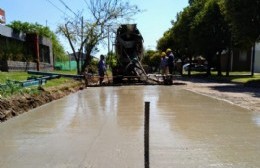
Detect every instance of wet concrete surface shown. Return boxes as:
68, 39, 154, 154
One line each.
0, 86, 260, 168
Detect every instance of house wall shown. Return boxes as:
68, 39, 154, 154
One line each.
254, 43, 260, 73
217, 43, 259, 73
220, 53, 228, 71
39, 36, 53, 65
232, 49, 251, 71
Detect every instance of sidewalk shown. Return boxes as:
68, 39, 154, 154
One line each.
175, 77, 260, 112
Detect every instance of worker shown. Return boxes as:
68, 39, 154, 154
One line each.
160, 52, 168, 76
98, 54, 106, 85
166, 48, 175, 75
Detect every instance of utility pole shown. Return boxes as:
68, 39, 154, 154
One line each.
81, 16, 84, 73
108, 25, 110, 55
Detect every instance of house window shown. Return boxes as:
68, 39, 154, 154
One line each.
239, 50, 247, 62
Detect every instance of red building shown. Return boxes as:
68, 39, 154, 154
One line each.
0, 8, 5, 24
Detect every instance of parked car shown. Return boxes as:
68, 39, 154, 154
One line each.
183, 63, 208, 72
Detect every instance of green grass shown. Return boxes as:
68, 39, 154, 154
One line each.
210, 72, 260, 84
0, 81, 40, 98
53, 70, 78, 75
0, 71, 78, 85
183, 70, 260, 84
44, 77, 77, 87
0, 71, 80, 97
0, 71, 30, 84
230, 76, 260, 83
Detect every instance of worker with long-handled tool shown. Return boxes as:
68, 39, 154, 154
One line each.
98, 54, 107, 85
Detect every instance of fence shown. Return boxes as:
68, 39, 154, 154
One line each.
54, 61, 77, 70
0, 60, 53, 72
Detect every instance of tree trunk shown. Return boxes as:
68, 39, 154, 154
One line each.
82, 52, 92, 74
226, 47, 231, 77
76, 61, 79, 74
206, 54, 212, 76
217, 52, 222, 76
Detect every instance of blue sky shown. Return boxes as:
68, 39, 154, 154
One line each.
0, 0, 188, 56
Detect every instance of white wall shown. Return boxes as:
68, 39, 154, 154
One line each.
254, 43, 260, 73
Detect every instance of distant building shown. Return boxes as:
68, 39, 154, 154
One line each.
0, 8, 5, 24
0, 24, 53, 71
219, 43, 260, 73
231, 48, 251, 71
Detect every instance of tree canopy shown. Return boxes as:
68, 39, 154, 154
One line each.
223, 0, 260, 48
157, 0, 260, 76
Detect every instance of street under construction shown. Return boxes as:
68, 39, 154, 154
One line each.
0, 86, 260, 167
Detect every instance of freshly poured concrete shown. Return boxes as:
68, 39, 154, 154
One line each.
0, 86, 260, 168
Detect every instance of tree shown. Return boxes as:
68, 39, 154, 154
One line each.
58, 0, 141, 74
58, 17, 87, 74
189, 0, 196, 5
223, 0, 260, 76
7, 21, 67, 62
190, 0, 230, 76
223, 0, 260, 48
157, 0, 233, 76
150, 52, 161, 72
158, 2, 204, 76
171, 8, 196, 69
157, 29, 174, 52
106, 51, 117, 69
142, 50, 161, 73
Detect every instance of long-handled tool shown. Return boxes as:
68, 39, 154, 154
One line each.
105, 71, 110, 84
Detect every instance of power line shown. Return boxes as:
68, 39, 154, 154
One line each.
83, 0, 88, 6
45, 0, 68, 16
58, 0, 78, 17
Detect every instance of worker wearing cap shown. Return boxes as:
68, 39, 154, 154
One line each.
98, 54, 107, 85
166, 48, 175, 75
160, 52, 168, 76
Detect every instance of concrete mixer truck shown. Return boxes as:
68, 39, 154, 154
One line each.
112, 24, 147, 84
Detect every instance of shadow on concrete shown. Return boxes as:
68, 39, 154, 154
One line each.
209, 84, 260, 98
177, 76, 260, 98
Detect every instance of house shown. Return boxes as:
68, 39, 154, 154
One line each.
231, 48, 251, 72
220, 42, 260, 73
0, 24, 53, 71
254, 43, 260, 73
0, 8, 5, 24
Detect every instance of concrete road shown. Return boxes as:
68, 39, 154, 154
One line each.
0, 86, 260, 168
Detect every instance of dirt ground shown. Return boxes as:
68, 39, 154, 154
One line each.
175, 78, 260, 112
0, 81, 85, 122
